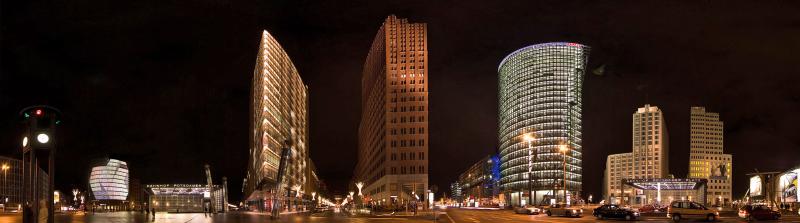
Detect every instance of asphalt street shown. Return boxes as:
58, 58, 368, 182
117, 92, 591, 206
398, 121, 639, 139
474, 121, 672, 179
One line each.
1, 209, 798, 222
438, 208, 800, 223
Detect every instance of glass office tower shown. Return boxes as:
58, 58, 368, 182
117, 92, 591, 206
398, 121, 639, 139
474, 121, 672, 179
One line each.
498, 42, 589, 206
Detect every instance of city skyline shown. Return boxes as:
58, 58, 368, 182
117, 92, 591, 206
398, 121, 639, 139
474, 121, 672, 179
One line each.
2, 0, 799, 206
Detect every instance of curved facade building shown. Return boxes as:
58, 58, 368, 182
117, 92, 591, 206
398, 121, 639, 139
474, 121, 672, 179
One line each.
498, 42, 589, 206
89, 159, 129, 200
244, 30, 320, 212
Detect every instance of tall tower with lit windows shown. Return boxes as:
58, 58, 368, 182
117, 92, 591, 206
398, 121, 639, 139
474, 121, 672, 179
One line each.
354, 15, 429, 205
497, 42, 590, 206
243, 30, 320, 212
688, 107, 731, 205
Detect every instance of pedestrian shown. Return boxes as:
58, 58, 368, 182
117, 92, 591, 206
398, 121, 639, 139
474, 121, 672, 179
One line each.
151, 208, 156, 218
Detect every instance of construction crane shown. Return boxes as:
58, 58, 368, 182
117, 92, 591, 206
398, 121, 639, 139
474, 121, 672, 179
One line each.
205, 164, 215, 213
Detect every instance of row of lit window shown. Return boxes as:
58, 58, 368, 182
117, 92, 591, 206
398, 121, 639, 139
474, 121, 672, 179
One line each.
390, 127, 425, 135
390, 165, 425, 175
390, 106, 426, 112
390, 152, 425, 161
390, 139, 425, 147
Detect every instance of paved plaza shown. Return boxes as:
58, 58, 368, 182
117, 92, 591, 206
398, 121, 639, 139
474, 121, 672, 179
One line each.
2, 208, 800, 222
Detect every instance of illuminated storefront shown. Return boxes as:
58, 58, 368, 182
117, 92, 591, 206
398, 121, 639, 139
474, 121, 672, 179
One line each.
147, 184, 224, 213
498, 42, 590, 206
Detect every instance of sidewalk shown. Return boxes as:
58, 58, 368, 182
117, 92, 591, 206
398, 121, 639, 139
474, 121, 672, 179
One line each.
241, 210, 311, 216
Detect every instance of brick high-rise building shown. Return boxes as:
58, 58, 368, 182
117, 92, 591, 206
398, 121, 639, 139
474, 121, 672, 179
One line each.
688, 107, 731, 205
354, 15, 429, 205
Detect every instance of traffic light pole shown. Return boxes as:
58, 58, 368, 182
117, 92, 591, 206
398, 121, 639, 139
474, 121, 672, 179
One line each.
20, 105, 60, 223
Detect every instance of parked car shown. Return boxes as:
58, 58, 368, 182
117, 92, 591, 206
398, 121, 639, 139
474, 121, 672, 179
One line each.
738, 205, 780, 221
667, 200, 719, 222
594, 204, 639, 220
545, 204, 583, 217
639, 204, 668, 213
514, 205, 541, 215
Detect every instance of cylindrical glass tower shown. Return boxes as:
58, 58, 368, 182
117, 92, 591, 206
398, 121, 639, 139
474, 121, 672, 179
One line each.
498, 42, 589, 206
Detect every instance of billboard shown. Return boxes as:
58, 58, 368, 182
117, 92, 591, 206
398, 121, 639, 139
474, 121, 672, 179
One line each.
709, 161, 730, 180
749, 176, 762, 197
780, 170, 799, 203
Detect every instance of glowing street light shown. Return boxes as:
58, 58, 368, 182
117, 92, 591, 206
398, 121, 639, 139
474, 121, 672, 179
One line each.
37, 133, 50, 144
2, 164, 8, 204
356, 182, 364, 196
559, 144, 569, 205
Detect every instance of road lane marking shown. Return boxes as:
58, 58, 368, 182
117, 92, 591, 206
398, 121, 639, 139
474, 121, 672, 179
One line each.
444, 213, 456, 223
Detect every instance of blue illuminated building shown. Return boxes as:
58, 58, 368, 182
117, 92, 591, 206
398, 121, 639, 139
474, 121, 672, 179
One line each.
456, 154, 502, 207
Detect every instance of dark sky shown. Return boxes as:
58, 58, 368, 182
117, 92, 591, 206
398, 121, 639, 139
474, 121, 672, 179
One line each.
2, 1, 799, 202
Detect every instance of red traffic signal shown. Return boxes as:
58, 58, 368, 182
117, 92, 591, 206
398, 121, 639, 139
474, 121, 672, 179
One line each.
35, 109, 43, 116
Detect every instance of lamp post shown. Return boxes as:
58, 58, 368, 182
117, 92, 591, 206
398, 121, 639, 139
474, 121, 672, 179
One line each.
356, 182, 364, 209
2, 164, 7, 205
522, 133, 535, 206
558, 144, 569, 205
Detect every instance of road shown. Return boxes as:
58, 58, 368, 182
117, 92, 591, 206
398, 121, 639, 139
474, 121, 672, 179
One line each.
0, 211, 438, 223
438, 208, 800, 223
1, 209, 798, 222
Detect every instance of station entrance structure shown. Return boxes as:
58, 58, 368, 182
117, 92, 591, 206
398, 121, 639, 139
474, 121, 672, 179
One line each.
619, 178, 708, 207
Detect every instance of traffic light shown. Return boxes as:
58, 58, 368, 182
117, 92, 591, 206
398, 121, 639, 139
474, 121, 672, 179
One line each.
19, 105, 61, 223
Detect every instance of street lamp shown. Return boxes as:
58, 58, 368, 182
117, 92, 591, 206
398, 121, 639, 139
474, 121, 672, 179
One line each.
1, 164, 7, 205
522, 133, 535, 206
356, 181, 364, 209
356, 182, 364, 197
558, 144, 569, 205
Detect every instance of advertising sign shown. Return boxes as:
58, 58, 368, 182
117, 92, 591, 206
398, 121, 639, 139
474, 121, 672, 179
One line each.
781, 171, 799, 202
709, 161, 729, 180
749, 176, 762, 197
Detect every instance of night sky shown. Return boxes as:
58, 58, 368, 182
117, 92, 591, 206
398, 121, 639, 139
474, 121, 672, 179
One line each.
2, 1, 799, 202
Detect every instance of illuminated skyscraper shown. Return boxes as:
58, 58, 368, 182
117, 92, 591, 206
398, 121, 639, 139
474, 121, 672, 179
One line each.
354, 15, 429, 204
688, 107, 731, 205
632, 104, 669, 178
498, 42, 589, 206
244, 30, 319, 212
604, 104, 670, 203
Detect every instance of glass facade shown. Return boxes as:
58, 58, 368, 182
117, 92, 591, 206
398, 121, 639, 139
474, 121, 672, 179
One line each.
498, 42, 589, 203
89, 159, 129, 201
244, 30, 318, 212
147, 184, 224, 212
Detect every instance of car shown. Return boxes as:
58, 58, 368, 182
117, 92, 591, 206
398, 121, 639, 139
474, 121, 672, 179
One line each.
638, 204, 655, 213
738, 205, 781, 221
639, 204, 667, 213
514, 205, 541, 215
667, 200, 719, 222
545, 204, 583, 217
594, 204, 639, 220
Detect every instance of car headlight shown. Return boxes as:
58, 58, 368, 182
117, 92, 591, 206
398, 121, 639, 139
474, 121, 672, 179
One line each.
572, 209, 577, 213
715, 211, 719, 216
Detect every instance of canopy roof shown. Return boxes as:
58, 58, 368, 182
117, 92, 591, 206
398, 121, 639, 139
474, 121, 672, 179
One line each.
622, 178, 707, 190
